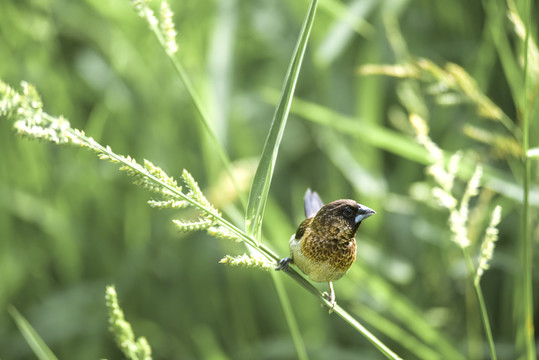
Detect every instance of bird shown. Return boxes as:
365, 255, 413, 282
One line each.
276, 189, 376, 311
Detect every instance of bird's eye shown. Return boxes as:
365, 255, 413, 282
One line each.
342, 207, 354, 218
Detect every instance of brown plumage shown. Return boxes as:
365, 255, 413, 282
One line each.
277, 190, 375, 309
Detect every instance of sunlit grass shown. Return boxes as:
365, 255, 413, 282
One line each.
0, 0, 537, 359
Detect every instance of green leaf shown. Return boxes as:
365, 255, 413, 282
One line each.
8, 306, 59, 360
245, 0, 319, 243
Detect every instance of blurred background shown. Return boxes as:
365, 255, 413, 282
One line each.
0, 0, 537, 359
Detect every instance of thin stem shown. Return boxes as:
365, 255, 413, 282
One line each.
521, 0, 535, 358
473, 279, 497, 360
278, 265, 402, 360
333, 305, 403, 360
271, 272, 309, 360
463, 250, 497, 360
146, 10, 247, 209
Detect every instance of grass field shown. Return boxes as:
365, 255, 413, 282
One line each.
1, 0, 537, 359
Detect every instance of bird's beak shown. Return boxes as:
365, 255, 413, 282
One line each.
355, 205, 376, 224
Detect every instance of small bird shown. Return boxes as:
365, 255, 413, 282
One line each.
276, 189, 376, 310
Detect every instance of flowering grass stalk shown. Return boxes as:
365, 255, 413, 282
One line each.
131, 0, 246, 207
106, 286, 152, 360
410, 113, 500, 360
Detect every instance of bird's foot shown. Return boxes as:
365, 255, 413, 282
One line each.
323, 282, 336, 314
276, 257, 292, 272
322, 292, 336, 313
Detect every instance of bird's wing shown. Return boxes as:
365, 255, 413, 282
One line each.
304, 189, 324, 218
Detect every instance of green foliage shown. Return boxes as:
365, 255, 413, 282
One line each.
1, 0, 537, 359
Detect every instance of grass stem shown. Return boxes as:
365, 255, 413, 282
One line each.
520, 0, 535, 358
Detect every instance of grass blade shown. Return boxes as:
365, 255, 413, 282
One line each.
519, 0, 536, 357
8, 306, 59, 360
270, 271, 308, 360
262, 90, 539, 205
245, 0, 319, 243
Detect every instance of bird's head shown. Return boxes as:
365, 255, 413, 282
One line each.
310, 199, 375, 238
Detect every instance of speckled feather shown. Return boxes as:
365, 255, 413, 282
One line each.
275, 190, 375, 308
290, 199, 362, 282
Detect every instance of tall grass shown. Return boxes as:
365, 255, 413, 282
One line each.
0, 0, 537, 359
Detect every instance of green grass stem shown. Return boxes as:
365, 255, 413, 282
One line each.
350, 270, 466, 360
8, 306, 59, 360
137, 0, 247, 209
245, 0, 319, 244
280, 263, 402, 360
520, 0, 536, 358
463, 250, 497, 360
270, 271, 309, 360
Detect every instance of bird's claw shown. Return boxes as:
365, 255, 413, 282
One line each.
323, 282, 336, 313
276, 257, 292, 272
322, 292, 336, 313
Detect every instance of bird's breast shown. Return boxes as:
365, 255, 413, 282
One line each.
290, 229, 357, 282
